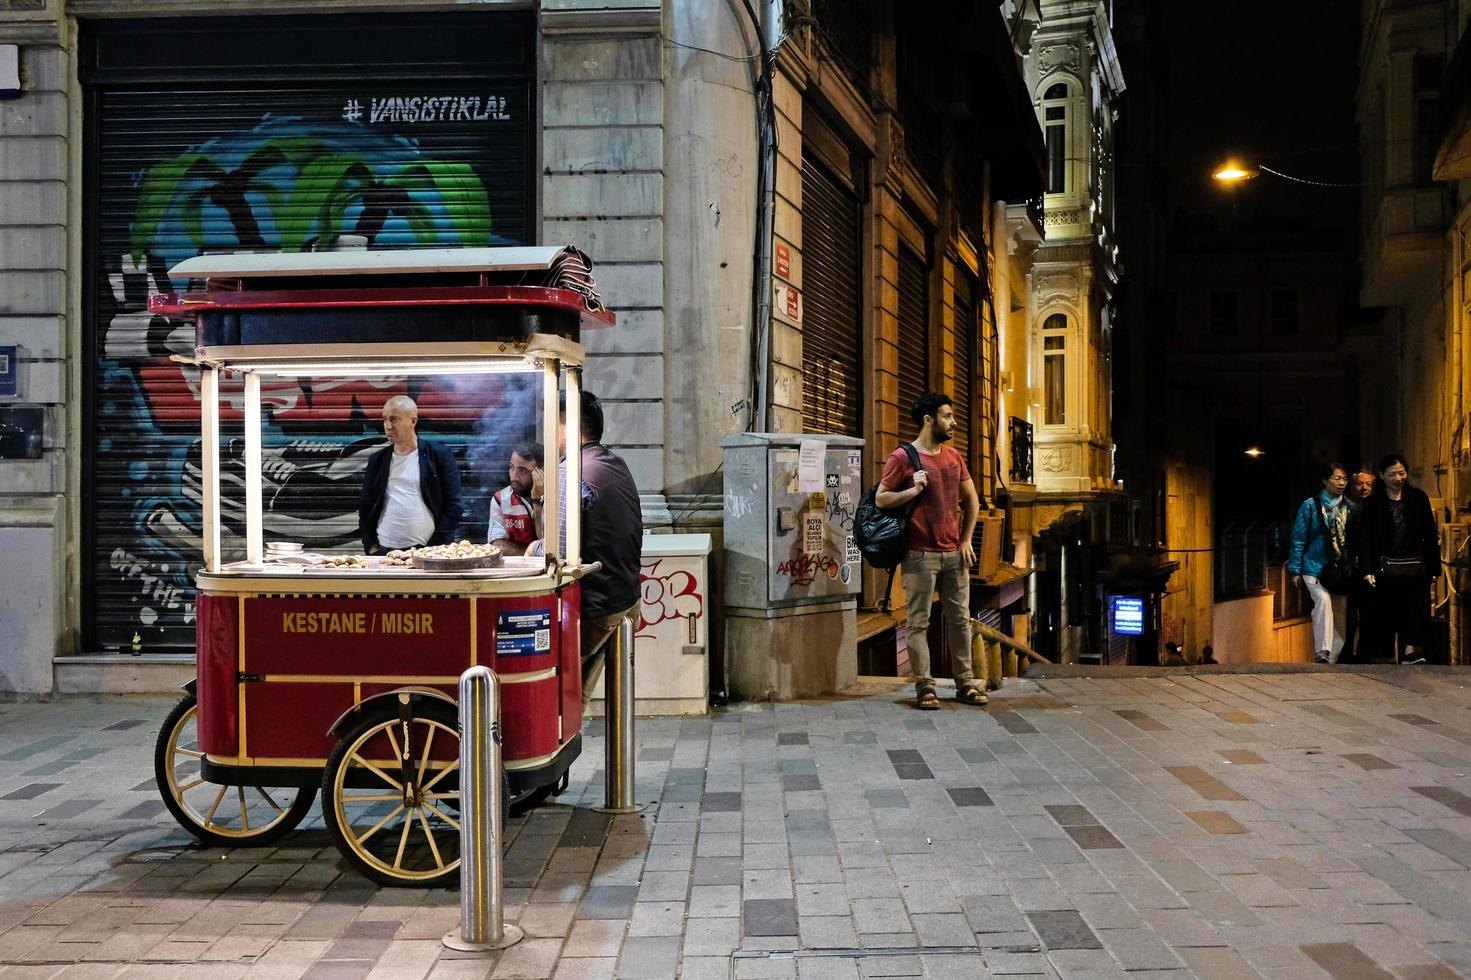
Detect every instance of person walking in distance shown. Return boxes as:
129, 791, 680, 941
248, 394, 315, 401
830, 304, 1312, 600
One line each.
876, 392, 986, 709
1287, 461, 1353, 664
1340, 467, 1376, 662
1358, 453, 1438, 664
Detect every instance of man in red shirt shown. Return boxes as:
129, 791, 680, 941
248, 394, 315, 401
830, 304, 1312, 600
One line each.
876, 392, 984, 709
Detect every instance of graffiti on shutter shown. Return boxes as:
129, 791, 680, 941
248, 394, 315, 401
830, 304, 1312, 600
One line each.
84, 17, 535, 651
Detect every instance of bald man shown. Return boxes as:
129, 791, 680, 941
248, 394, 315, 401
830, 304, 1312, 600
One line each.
358, 395, 463, 554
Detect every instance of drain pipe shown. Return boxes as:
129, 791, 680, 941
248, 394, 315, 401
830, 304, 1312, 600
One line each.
749, 0, 779, 430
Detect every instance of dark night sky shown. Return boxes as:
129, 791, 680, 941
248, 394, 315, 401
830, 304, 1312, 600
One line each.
1161, 4, 1362, 235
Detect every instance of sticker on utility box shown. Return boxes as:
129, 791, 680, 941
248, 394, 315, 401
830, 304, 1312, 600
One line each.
804, 514, 825, 555
846, 535, 861, 565
497, 609, 552, 656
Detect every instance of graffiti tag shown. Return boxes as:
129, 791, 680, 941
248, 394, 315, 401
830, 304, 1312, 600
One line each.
826, 494, 855, 533
775, 553, 841, 588
110, 547, 196, 627
638, 560, 703, 639
725, 491, 756, 520
345, 95, 513, 125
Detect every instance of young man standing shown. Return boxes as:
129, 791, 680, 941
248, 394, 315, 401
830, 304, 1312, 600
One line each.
876, 392, 985, 709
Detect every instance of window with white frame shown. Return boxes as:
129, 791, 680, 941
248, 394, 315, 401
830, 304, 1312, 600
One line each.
1269, 289, 1299, 335
1042, 312, 1067, 425
1043, 82, 1069, 194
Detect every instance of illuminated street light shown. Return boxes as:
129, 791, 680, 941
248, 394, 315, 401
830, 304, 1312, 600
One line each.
1244, 446, 1265, 458
1212, 161, 1260, 182
1211, 159, 1361, 188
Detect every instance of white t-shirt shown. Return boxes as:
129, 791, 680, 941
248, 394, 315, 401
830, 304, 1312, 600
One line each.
376, 449, 436, 549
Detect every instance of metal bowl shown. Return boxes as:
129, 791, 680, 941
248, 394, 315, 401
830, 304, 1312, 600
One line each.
410, 552, 504, 571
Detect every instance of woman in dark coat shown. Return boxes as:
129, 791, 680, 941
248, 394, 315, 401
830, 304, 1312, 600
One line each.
1358, 453, 1439, 663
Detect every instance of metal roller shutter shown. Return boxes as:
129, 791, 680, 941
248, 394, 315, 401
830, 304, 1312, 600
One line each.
896, 246, 930, 428
978, 282, 998, 498
81, 14, 536, 652
800, 155, 863, 437
951, 275, 974, 464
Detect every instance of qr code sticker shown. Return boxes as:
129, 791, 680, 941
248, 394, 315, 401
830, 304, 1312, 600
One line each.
535, 628, 551, 651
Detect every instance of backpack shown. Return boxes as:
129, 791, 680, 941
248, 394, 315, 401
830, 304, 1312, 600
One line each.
854, 444, 923, 571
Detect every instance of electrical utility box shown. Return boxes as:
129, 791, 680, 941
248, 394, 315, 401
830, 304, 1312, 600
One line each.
720, 432, 863, 699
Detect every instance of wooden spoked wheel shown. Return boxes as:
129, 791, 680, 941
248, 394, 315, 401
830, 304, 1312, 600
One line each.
321, 697, 462, 887
154, 692, 316, 847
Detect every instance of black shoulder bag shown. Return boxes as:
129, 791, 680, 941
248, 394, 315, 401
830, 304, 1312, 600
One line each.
854, 444, 923, 612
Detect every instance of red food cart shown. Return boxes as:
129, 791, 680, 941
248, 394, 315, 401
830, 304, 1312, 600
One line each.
148, 246, 611, 886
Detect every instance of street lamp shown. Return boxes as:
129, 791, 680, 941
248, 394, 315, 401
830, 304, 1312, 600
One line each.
1211, 155, 1359, 460
1212, 160, 1260, 182
1211, 159, 1361, 187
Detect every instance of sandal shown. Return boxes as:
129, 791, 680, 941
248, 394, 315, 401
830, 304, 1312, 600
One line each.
916, 689, 941, 711
956, 686, 989, 706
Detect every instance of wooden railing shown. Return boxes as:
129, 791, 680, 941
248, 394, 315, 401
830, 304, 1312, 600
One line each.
971, 618, 1051, 689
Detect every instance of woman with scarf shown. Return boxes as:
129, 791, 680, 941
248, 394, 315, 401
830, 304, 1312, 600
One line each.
1357, 453, 1438, 663
1287, 461, 1354, 664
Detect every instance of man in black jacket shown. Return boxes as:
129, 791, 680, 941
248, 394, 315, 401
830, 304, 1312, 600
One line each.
358, 395, 463, 554
530, 390, 644, 700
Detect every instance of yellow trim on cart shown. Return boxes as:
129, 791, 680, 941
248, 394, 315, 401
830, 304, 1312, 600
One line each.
250, 668, 556, 685
197, 572, 560, 597
504, 750, 559, 770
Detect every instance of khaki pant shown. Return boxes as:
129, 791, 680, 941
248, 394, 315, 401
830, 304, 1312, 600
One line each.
581, 604, 639, 704
900, 549, 975, 694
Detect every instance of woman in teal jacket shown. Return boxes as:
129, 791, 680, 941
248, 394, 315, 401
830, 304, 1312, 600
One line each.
1287, 461, 1352, 663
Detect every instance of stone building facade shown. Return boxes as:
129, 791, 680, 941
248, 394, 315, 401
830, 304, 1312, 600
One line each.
0, 0, 1054, 694
995, 0, 1129, 665
1372, 0, 1471, 663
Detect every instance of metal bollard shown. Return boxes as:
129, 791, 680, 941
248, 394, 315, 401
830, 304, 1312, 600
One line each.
601, 614, 639, 813
443, 666, 523, 953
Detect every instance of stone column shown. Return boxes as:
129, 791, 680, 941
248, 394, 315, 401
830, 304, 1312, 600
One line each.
541, 0, 667, 519
0, 16, 70, 693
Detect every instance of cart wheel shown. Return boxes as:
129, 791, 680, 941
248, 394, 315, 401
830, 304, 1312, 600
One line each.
322, 697, 464, 888
154, 692, 316, 847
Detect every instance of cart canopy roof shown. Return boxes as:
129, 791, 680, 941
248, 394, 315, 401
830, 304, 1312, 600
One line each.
153, 245, 613, 342
168, 245, 584, 280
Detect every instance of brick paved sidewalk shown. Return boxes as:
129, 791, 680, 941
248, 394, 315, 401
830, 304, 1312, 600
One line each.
3, 669, 1471, 978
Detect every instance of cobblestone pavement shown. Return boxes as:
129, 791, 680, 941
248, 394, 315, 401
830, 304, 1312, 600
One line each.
3, 669, 1471, 978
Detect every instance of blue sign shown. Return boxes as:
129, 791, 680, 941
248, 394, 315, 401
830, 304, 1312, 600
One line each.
0, 346, 16, 398
1112, 596, 1145, 636
496, 608, 552, 657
